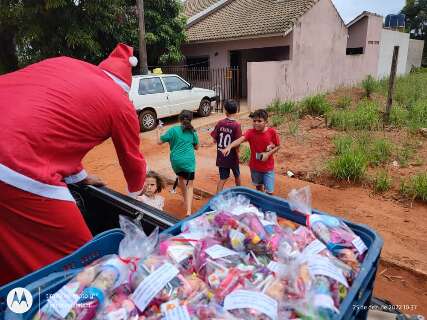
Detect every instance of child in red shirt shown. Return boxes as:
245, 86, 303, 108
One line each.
222, 109, 280, 194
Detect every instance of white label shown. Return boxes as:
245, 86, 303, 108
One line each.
107, 308, 127, 320
132, 263, 179, 311
267, 261, 287, 274
352, 236, 368, 254
181, 232, 205, 241
164, 306, 191, 320
260, 219, 276, 227
308, 256, 349, 287
302, 239, 327, 256
167, 245, 194, 264
205, 244, 238, 259
48, 284, 80, 318
224, 290, 278, 320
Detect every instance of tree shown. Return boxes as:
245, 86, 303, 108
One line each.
0, 0, 187, 74
402, 0, 427, 65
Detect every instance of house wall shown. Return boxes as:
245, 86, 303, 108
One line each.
247, 0, 383, 109
347, 17, 369, 49
181, 35, 292, 68
377, 29, 409, 79
406, 39, 425, 73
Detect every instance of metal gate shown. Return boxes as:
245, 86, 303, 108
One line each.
160, 66, 240, 112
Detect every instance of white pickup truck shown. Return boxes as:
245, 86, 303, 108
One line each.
129, 74, 218, 131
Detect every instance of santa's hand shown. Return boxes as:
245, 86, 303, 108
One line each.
80, 174, 105, 187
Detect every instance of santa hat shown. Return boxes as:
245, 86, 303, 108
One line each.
99, 43, 138, 91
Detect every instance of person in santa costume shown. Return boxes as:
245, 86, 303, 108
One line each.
0, 43, 147, 285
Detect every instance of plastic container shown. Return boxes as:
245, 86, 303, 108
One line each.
162, 187, 384, 320
0, 229, 124, 318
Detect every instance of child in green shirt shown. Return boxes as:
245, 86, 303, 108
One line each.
158, 110, 199, 216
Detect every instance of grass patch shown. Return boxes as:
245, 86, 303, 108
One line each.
271, 114, 285, 127
288, 121, 299, 137
361, 75, 378, 98
389, 104, 409, 128
370, 138, 393, 166
328, 148, 368, 181
300, 94, 331, 116
395, 144, 415, 168
400, 173, 427, 202
333, 135, 353, 155
336, 96, 352, 109
239, 145, 251, 164
408, 101, 427, 132
328, 100, 381, 131
373, 170, 392, 193
267, 100, 297, 115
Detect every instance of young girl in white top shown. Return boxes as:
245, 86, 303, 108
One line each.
137, 171, 165, 210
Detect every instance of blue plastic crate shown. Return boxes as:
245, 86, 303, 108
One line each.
0, 229, 124, 319
162, 187, 384, 320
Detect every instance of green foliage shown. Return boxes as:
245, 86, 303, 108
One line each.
271, 114, 285, 127
361, 75, 378, 98
373, 170, 392, 193
239, 145, 251, 164
390, 105, 410, 127
0, 0, 187, 72
288, 121, 299, 137
408, 100, 427, 132
267, 100, 297, 115
370, 139, 393, 166
333, 135, 353, 155
328, 100, 381, 131
328, 148, 368, 182
400, 172, 427, 202
396, 144, 415, 167
301, 95, 331, 116
336, 96, 352, 109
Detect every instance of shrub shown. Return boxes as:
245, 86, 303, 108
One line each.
288, 121, 299, 136
278, 101, 297, 115
239, 145, 251, 164
373, 171, 392, 193
400, 173, 427, 202
328, 148, 368, 181
267, 99, 281, 113
301, 94, 331, 116
336, 96, 352, 109
396, 144, 415, 168
361, 75, 378, 98
408, 101, 427, 132
271, 114, 285, 127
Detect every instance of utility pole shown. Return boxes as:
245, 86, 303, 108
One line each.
384, 46, 399, 124
136, 0, 148, 75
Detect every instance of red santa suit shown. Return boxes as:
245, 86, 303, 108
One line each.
0, 44, 146, 285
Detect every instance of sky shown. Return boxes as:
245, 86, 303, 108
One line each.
331, 0, 406, 24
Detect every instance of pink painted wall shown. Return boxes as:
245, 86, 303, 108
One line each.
247, 0, 383, 109
347, 17, 368, 48
182, 35, 292, 68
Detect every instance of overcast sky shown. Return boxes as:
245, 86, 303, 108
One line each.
331, 0, 406, 23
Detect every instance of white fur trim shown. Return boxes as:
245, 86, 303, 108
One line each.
102, 70, 130, 93
64, 169, 88, 184
129, 56, 138, 67
128, 188, 143, 199
0, 164, 75, 201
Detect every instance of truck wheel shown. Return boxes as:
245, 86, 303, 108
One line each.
139, 110, 157, 132
198, 98, 212, 117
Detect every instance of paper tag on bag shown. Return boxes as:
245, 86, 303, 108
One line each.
267, 261, 287, 274
308, 256, 349, 287
164, 306, 191, 320
205, 244, 239, 259
224, 290, 278, 320
302, 239, 327, 256
48, 284, 80, 318
167, 245, 194, 264
107, 308, 127, 320
132, 263, 179, 311
352, 236, 368, 254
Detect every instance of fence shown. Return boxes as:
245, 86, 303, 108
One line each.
160, 66, 240, 112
